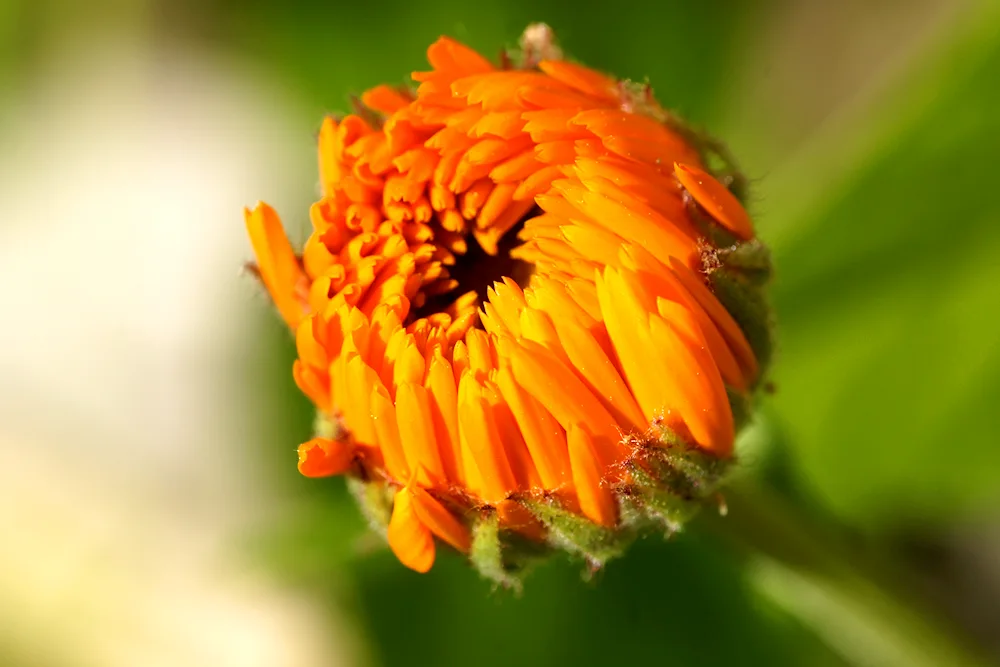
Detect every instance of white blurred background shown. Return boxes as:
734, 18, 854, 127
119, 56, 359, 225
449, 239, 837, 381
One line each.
0, 24, 357, 666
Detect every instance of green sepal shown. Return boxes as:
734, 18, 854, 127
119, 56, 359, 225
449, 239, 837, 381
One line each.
697, 220, 743, 250
619, 429, 733, 535
313, 411, 344, 440
719, 239, 773, 286
470, 512, 515, 589
727, 387, 753, 434
519, 497, 633, 572
469, 512, 550, 591
709, 268, 774, 374
346, 477, 394, 539
647, 426, 731, 494
631, 485, 698, 535
650, 448, 726, 500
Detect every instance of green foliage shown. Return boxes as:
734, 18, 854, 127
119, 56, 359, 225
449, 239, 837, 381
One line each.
711, 268, 776, 373
760, 3, 1000, 526
221, 0, 753, 124
347, 533, 838, 667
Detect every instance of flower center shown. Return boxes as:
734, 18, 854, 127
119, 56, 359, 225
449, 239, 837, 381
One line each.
411, 212, 536, 327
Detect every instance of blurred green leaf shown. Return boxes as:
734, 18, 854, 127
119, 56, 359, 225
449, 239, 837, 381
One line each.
760, 2, 1000, 526
343, 533, 842, 667
223, 0, 756, 124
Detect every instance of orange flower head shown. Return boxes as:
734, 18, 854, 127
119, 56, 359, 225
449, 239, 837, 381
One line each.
245, 25, 773, 582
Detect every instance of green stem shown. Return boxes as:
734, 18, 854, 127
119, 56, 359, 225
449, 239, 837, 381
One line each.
703, 481, 992, 667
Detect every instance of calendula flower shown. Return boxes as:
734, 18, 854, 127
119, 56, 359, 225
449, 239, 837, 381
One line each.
245, 25, 772, 581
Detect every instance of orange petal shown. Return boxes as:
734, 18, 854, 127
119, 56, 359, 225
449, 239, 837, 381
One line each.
361, 84, 412, 114
392, 336, 426, 386
409, 486, 471, 552
342, 354, 378, 445
522, 108, 587, 143
395, 383, 446, 485
470, 110, 525, 139
538, 60, 618, 103
494, 364, 571, 490
425, 37, 495, 76
668, 257, 758, 381
551, 179, 697, 265
503, 338, 621, 468
517, 307, 572, 369
424, 350, 463, 483
457, 373, 517, 503
483, 379, 542, 488
459, 179, 494, 218
489, 148, 540, 182
297, 437, 354, 478
244, 202, 307, 328
548, 315, 646, 433
295, 315, 328, 370
388, 488, 435, 573
487, 278, 527, 337
567, 425, 617, 527
619, 243, 746, 391
293, 359, 330, 412
647, 310, 734, 455
302, 233, 336, 279
477, 182, 518, 229
594, 268, 668, 422
317, 116, 341, 195
674, 163, 753, 240
513, 164, 564, 200
465, 328, 496, 378
370, 383, 411, 482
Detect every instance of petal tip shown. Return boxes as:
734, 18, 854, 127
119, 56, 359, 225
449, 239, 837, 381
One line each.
297, 437, 354, 478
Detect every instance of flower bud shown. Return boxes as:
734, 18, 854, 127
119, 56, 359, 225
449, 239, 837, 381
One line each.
244, 24, 773, 585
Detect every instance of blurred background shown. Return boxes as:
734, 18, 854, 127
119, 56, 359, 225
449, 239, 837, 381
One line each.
2, 0, 999, 665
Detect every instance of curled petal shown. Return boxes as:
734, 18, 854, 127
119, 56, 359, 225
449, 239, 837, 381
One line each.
297, 437, 354, 478
674, 162, 753, 240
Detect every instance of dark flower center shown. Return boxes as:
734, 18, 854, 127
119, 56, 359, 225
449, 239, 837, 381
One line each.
411, 212, 535, 325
